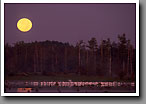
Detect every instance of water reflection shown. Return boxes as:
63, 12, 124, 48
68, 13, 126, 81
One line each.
29, 81, 135, 87
17, 88, 32, 93
5, 81, 135, 88
5, 81, 135, 93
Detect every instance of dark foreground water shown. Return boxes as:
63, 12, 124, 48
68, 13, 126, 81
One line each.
5, 81, 135, 93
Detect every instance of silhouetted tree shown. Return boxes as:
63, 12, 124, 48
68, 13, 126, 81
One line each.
87, 37, 98, 75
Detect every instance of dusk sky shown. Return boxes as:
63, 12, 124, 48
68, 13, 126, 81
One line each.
5, 3, 136, 47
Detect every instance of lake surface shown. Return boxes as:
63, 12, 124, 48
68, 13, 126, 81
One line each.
5, 81, 135, 93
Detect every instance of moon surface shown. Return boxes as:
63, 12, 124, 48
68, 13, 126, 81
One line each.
17, 18, 32, 32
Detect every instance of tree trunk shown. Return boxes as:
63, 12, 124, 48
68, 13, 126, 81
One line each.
101, 44, 103, 63
40, 47, 43, 73
51, 46, 54, 72
55, 54, 58, 72
123, 60, 125, 73
25, 46, 27, 72
36, 46, 39, 72
100, 43, 103, 74
94, 51, 96, 75
64, 47, 67, 73
127, 47, 130, 76
86, 50, 88, 75
109, 47, 112, 76
130, 47, 133, 76
34, 46, 36, 73
14, 48, 18, 73
78, 46, 81, 75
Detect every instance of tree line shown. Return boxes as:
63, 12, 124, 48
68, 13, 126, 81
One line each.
5, 34, 136, 79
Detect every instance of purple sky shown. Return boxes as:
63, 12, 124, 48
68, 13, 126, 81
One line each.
5, 3, 136, 47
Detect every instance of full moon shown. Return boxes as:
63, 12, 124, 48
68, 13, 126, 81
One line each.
17, 18, 32, 32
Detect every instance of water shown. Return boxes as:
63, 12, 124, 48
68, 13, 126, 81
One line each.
5, 81, 135, 93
